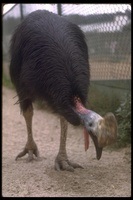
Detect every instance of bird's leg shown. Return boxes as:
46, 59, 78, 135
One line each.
16, 105, 39, 161
55, 116, 83, 172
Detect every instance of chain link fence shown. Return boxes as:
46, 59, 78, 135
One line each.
2, 4, 131, 86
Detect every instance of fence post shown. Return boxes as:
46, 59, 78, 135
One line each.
57, 4, 62, 16
20, 4, 24, 21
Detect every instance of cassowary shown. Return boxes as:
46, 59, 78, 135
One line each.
9, 10, 117, 172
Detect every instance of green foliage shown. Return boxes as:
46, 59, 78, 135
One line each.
115, 93, 131, 148
88, 84, 120, 116
2, 73, 14, 89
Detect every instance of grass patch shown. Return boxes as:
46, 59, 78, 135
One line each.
2, 72, 14, 89
2, 62, 14, 89
114, 93, 131, 148
88, 84, 120, 116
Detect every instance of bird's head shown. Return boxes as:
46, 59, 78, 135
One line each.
74, 97, 118, 160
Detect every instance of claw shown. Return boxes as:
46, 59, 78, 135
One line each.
68, 161, 83, 169
55, 159, 74, 172
15, 144, 39, 161
34, 147, 40, 158
15, 148, 27, 161
55, 155, 83, 172
27, 150, 34, 162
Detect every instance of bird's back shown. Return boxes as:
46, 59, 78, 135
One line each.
10, 10, 90, 125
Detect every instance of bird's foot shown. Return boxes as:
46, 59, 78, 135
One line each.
15, 140, 39, 162
55, 153, 83, 172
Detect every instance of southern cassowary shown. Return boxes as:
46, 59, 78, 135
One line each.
9, 10, 117, 172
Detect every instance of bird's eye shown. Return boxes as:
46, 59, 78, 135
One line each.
89, 122, 93, 127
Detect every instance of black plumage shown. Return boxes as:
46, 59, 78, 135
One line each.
10, 10, 90, 126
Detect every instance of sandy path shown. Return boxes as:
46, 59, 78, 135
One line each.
2, 86, 131, 197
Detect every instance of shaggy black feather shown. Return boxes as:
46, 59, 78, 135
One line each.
9, 10, 90, 126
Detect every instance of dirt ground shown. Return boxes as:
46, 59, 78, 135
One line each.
2, 86, 131, 197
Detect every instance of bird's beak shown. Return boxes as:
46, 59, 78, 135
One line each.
78, 111, 118, 160
84, 127, 103, 160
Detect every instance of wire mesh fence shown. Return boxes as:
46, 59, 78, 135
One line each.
2, 4, 131, 82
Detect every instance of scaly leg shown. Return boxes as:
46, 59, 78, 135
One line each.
55, 116, 83, 172
16, 104, 39, 161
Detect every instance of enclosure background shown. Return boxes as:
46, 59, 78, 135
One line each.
2, 4, 131, 98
